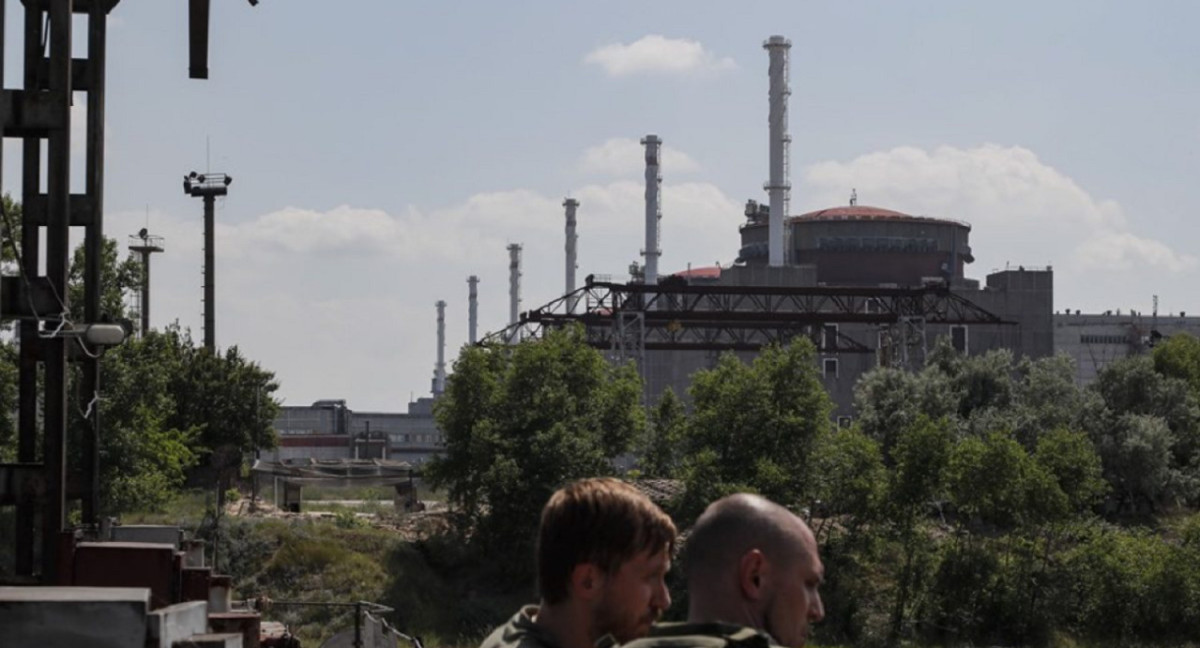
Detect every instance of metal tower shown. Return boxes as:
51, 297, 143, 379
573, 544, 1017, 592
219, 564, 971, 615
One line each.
128, 228, 165, 337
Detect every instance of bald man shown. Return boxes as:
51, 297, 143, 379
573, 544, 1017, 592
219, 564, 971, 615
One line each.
625, 494, 825, 648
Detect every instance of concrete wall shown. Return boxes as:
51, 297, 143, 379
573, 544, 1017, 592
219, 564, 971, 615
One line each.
0, 587, 150, 648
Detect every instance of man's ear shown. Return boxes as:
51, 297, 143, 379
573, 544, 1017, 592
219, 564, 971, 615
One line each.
570, 563, 606, 602
738, 549, 768, 601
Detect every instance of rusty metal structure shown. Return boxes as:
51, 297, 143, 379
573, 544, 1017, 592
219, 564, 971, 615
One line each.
481, 277, 1012, 362
0, 0, 122, 582
0, 0, 230, 583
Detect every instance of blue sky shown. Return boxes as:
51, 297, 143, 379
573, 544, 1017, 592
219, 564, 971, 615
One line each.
6, 1, 1197, 410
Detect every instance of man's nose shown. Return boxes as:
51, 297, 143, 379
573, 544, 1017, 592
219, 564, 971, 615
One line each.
655, 581, 672, 611
810, 593, 825, 622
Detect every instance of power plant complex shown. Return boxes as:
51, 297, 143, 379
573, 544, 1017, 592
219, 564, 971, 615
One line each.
270, 34, 1200, 462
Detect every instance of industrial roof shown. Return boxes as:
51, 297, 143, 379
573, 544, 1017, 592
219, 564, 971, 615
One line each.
671, 266, 722, 280
791, 205, 971, 229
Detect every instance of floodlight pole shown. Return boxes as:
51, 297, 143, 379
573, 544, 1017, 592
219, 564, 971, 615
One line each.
183, 172, 231, 353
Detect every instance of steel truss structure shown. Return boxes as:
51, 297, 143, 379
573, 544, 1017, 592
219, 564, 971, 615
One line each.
482, 279, 1013, 361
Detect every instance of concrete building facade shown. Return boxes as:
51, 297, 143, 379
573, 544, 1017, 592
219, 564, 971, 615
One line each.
263, 397, 443, 465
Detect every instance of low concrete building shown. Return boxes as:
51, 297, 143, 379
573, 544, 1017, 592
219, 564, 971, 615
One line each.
266, 397, 443, 465
1054, 310, 1200, 384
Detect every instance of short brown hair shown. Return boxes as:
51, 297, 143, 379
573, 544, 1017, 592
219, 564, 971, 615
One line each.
537, 477, 677, 605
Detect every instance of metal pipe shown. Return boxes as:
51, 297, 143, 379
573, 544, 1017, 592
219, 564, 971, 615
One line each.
467, 275, 479, 344
563, 198, 579, 312
508, 244, 522, 342
204, 195, 215, 351
433, 300, 446, 396
81, 0, 109, 527
764, 36, 792, 267
641, 135, 661, 286
139, 249, 152, 334
43, 0, 73, 582
15, 0, 40, 577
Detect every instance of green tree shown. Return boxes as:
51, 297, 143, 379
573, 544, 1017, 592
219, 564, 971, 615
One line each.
884, 414, 956, 644
67, 235, 142, 322
946, 429, 1065, 529
165, 331, 280, 458
854, 365, 955, 462
809, 425, 885, 534
426, 326, 645, 565
639, 387, 685, 478
1154, 332, 1200, 399
1034, 428, 1107, 515
1092, 413, 1184, 512
0, 342, 15, 461
1090, 354, 1200, 510
679, 339, 833, 517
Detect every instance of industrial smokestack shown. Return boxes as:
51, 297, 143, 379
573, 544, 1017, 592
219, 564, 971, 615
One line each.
563, 198, 579, 312
764, 36, 792, 267
433, 300, 447, 396
467, 275, 479, 345
508, 243, 522, 342
641, 135, 662, 286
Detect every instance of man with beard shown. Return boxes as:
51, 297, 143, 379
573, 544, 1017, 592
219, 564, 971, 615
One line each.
624, 494, 824, 648
479, 478, 677, 648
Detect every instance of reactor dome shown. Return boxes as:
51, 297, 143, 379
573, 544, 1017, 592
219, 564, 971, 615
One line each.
738, 201, 973, 287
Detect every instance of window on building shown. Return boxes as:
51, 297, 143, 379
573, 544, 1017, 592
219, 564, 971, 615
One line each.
822, 324, 839, 351
823, 358, 839, 379
951, 325, 968, 354
837, 416, 853, 429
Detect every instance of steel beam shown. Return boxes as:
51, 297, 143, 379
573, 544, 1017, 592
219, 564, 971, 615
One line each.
80, 0, 107, 526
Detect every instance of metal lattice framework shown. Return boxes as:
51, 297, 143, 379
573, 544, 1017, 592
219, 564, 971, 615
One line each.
481, 279, 1013, 356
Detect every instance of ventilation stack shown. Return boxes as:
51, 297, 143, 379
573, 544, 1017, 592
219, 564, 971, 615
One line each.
508, 243, 522, 342
763, 36, 792, 267
467, 275, 479, 344
433, 300, 447, 396
563, 198, 580, 312
641, 135, 662, 286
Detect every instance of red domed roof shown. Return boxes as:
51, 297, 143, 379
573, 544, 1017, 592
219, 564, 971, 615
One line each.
798, 205, 911, 219
791, 205, 969, 228
671, 266, 722, 280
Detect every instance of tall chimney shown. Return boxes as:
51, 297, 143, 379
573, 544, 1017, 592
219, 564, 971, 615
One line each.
764, 36, 792, 267
508, 243, 522, 342
641, 135, 662, 286
563, 198, 580, 312
433, 300, 447, 396
467, 275, 479, 344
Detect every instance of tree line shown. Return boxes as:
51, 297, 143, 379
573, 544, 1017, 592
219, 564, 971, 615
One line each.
428, 325, 1200, 647
0, 195, 280, 515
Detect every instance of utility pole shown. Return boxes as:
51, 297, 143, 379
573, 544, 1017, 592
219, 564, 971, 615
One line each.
183, 172, 232, 352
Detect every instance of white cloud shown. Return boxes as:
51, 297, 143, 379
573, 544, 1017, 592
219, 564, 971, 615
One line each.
579, 137, 701, 177
799, 143, 1197, 311
1074, 231, 1197, 273
106, 176, 742, 411
584, 35, 736, 77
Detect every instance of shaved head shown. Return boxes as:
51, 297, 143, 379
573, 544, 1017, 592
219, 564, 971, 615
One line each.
683, 494, 824, 647
686, 494, 812, 585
